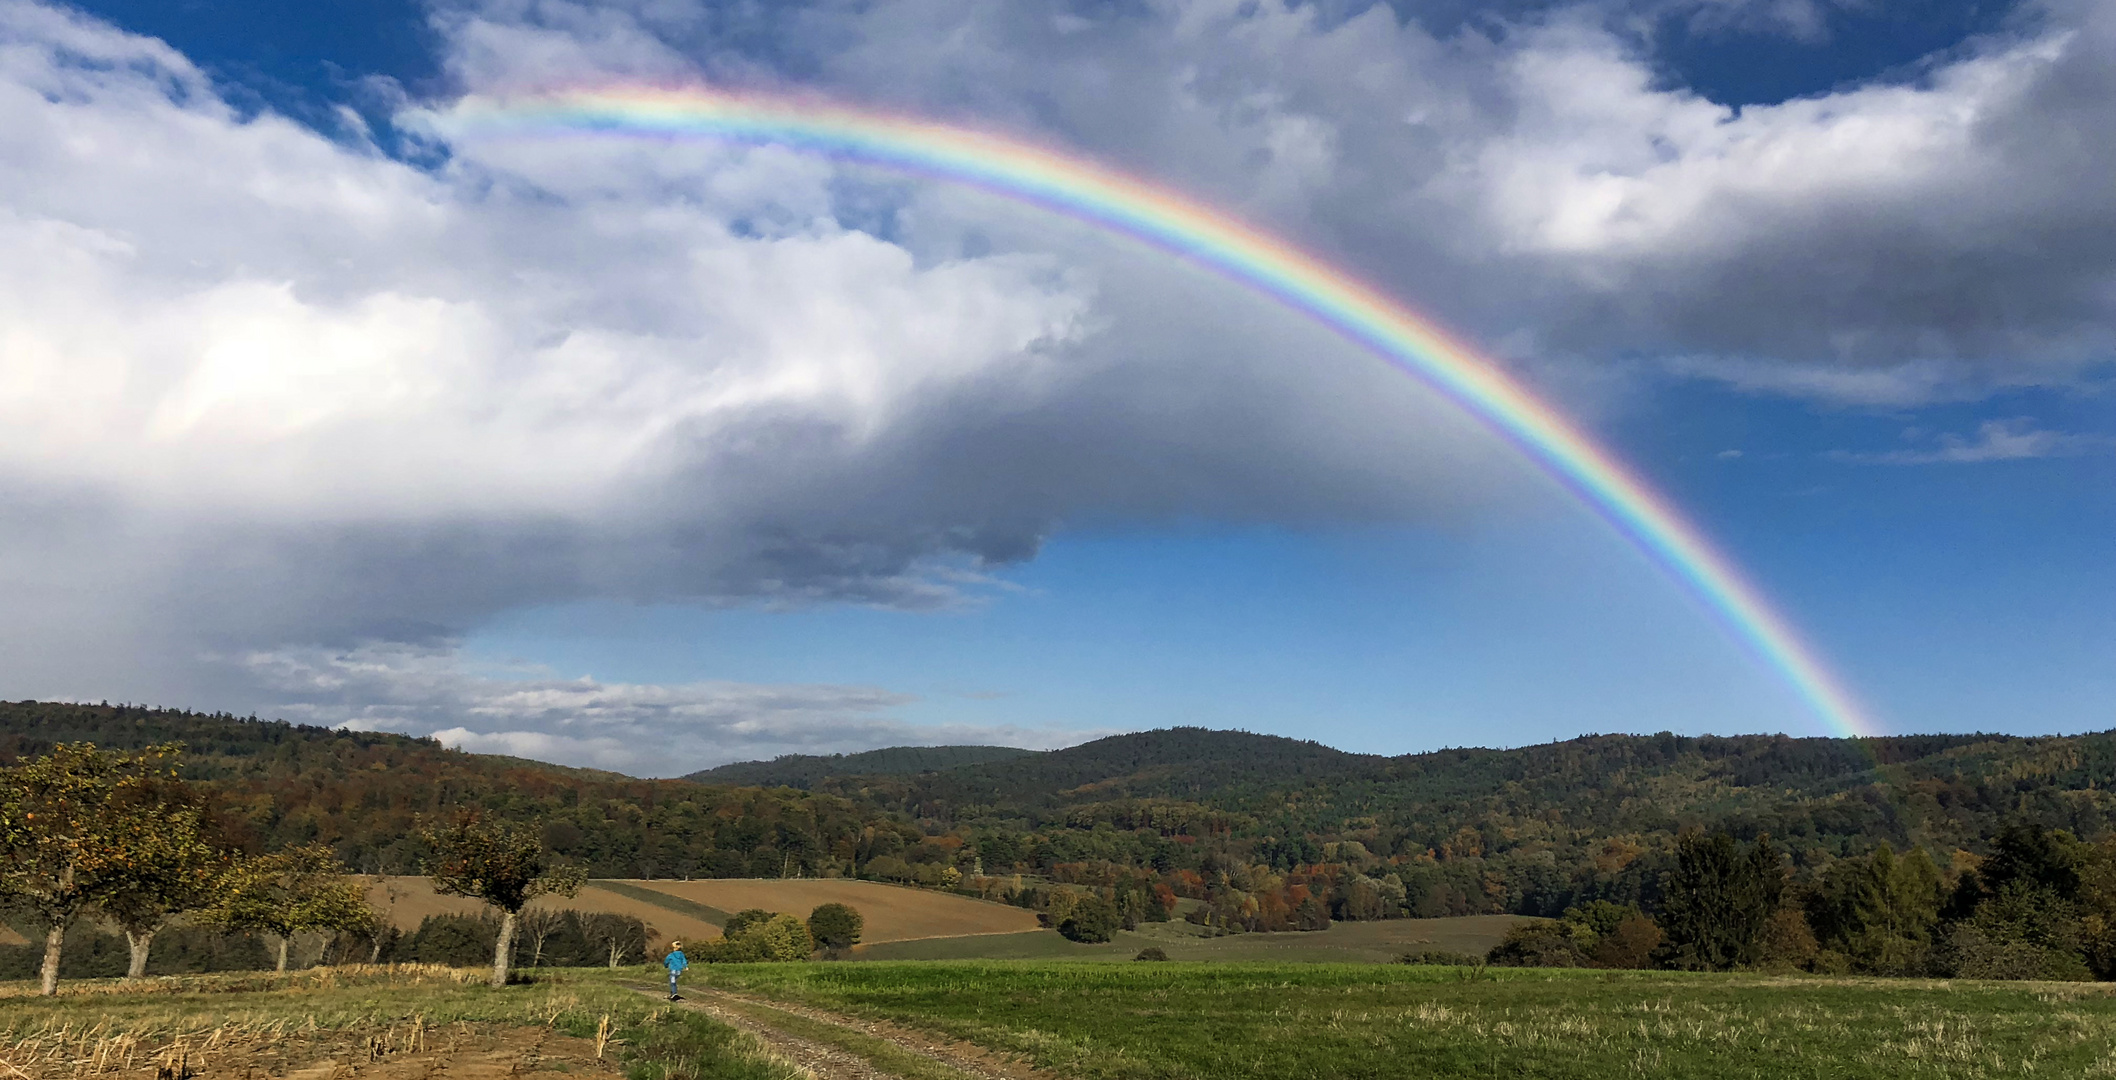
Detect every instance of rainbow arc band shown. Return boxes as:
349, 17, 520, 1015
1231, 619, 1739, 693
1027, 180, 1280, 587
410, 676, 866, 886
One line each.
450, 86, 1877, 740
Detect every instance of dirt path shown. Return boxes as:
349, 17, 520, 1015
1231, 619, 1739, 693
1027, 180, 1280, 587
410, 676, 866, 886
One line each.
644, 986, 1061, 1080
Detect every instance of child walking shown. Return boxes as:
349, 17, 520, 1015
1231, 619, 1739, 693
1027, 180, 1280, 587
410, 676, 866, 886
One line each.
664, 941, 689, 1000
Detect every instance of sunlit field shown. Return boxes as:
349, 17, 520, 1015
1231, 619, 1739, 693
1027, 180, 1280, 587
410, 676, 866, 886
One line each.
698, 961, 2116, 1080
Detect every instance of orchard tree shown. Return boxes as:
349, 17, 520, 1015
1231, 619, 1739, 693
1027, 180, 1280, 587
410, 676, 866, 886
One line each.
424, 816, 585, 987
97, 798, 226, 978
208, 844, 376, 971
0, 743, 188, 995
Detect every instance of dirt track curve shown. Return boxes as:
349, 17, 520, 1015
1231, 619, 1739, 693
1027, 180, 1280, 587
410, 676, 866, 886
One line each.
641, 985, 1061, 1080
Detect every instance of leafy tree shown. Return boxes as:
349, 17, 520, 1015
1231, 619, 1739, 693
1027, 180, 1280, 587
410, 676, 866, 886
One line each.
1592, 911, 1664, 969
423, 816, 585, 987
1292, 894, 1331, 932
206, 844, 375, 971
807, 903, 863, 952
96, 798, 226, 979
1059, 895, 1119, 943
0, 743, 190, 994
1656, 832, 1784, 971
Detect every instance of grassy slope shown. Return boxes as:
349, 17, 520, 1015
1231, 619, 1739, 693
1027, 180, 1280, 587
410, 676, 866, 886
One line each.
698, 962, 2116, 1080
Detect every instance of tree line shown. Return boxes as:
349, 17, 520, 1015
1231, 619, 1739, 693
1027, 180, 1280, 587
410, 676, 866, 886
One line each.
1477, 825, 2116, 978
0, 743, 592, 994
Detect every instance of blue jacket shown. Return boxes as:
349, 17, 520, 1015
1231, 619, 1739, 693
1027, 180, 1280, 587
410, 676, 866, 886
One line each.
664, 949, 688, 973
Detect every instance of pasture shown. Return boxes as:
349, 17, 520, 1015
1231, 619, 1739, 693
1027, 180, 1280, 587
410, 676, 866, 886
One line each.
698, 961, 2116, 1079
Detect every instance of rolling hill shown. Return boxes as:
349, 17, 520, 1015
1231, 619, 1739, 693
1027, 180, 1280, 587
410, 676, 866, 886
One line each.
685, 744, 1041, 788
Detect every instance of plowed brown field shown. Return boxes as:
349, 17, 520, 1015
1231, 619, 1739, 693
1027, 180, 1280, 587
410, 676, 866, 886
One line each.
624, 879, 1039, 944
362, 878, 724, 947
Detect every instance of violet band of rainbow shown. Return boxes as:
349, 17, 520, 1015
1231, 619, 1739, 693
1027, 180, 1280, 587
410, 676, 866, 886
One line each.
449, 86, 1879, 740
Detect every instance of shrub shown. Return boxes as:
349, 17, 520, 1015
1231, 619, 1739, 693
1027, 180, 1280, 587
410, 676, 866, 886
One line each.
1487, 921, 1593, 967
703, 910, 813, 962
403, 914, 499, 967
1133, 947, 1170, 961
722, 909, 775, 939
1398, 949, 1479, 966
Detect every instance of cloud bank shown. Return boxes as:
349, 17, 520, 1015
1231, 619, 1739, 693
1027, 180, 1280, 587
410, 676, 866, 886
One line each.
1, 0, 2111, 770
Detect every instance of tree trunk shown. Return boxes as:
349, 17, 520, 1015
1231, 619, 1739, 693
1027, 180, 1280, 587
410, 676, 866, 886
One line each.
369, 936, 384, 964
491, 910, 517, 988
126, 928, 155, 979
39, 921, 65, 996
275, 935, 291, 972
607, 940, 620, 969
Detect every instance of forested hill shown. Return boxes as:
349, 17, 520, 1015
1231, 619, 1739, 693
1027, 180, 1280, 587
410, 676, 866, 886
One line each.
685, 744, 1040, 788
719, 726, 2116, 864
0, 701, 913, 881
14, 700, 2116, 923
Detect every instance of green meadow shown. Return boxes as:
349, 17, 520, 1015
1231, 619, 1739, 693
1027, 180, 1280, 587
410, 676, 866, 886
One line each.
698, 961, 2116, 1080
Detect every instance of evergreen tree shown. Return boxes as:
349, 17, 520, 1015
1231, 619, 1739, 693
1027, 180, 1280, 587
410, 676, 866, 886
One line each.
1656, 832, 1783, 970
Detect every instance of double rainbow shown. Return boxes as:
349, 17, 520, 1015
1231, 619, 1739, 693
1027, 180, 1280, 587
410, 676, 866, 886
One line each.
449, 86, 1876, 739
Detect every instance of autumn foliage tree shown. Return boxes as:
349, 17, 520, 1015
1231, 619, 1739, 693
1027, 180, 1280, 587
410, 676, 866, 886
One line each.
0, 743, 202, 995
207, 844, 375, 971
423, 816, 584, 987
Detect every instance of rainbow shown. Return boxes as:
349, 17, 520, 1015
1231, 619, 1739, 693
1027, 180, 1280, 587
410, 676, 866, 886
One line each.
447, 86, 1878, 739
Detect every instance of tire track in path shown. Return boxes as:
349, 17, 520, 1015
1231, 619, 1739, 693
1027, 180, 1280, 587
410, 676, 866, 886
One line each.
637, 985, 1061, 1080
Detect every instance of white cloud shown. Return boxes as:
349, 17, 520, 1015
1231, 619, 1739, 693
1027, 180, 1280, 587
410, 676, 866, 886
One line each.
1838, 418, 2116, 465
236, 641, 1101, 775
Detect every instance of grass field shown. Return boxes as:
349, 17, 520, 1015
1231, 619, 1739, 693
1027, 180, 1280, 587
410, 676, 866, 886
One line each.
697, 962, 2116, 1079
853, 915, 1530, 962
0, 965, 790, 1080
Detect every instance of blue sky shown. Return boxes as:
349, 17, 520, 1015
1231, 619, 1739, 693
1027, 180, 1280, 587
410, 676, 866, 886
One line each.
3, 0, 2110, 773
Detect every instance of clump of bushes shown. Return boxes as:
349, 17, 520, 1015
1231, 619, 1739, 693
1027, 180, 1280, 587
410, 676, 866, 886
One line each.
1397, 949, 1479, 966
697, 908, 829, 962
1487, 902, 1663, 969
1133, 946, 1170, 961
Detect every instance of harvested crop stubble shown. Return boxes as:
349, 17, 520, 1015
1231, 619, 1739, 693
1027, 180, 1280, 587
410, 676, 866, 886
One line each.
0, 964, 788, 1080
